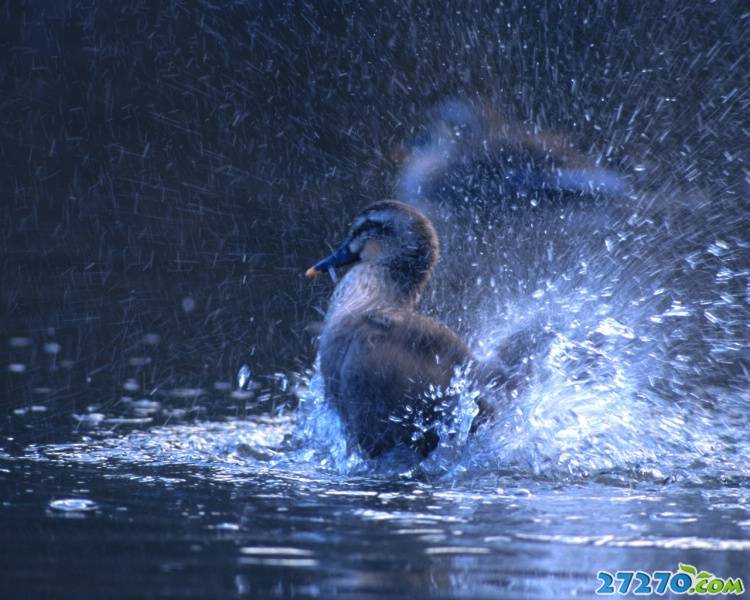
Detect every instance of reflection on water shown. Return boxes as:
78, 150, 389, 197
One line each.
11, 324, 750, 596
4, 409, 750, 597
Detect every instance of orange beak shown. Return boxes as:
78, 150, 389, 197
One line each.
305, 240, 358, 281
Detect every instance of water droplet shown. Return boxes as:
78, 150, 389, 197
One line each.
182, 297, 196, 313
274, 372, 289, 391
143, 333, 161, 345
128, 357, 151, 367
212, 522, 240, 531
595, 318, 636, 339
73, 413, 105, 424
237, 365, 252, 389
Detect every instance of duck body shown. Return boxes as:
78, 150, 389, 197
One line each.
307, 201, 487, 459
319, 266, 469, 458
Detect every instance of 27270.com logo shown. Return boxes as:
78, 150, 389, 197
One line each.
596, 564, 744, 595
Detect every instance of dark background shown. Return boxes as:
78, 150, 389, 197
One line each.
1, 0, 748, 422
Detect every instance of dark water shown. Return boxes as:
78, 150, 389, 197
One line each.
2, 2, 750, 598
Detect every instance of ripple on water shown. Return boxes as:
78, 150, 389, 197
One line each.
238, 547, 318, 568
651, 511, 699, 524
513, 532, 750, 552
27, 416, 295, 482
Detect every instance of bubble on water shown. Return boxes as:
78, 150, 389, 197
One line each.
49, 498, 98, 513
211, 522, 240, 531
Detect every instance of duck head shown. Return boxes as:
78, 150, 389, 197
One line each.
306, 201, 439, 301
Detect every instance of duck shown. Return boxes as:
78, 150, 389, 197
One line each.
394, 98, 631, 338
398, 98, 628, 213
396, 98, 629, 281
305, 201, 496, 459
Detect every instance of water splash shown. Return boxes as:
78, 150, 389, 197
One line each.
237, 365, 252, 390
17, 133, 750, 489
290, 184, 750, 483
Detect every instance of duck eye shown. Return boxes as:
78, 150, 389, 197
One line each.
360, 237, 384, 261
351, 219, 391, 241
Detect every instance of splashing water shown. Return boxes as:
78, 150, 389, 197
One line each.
14, 83, 749, 488
25, 186, 750, 488
237, 365, 252, 390
288, 321, 749, 484
287, 183, 750, 483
